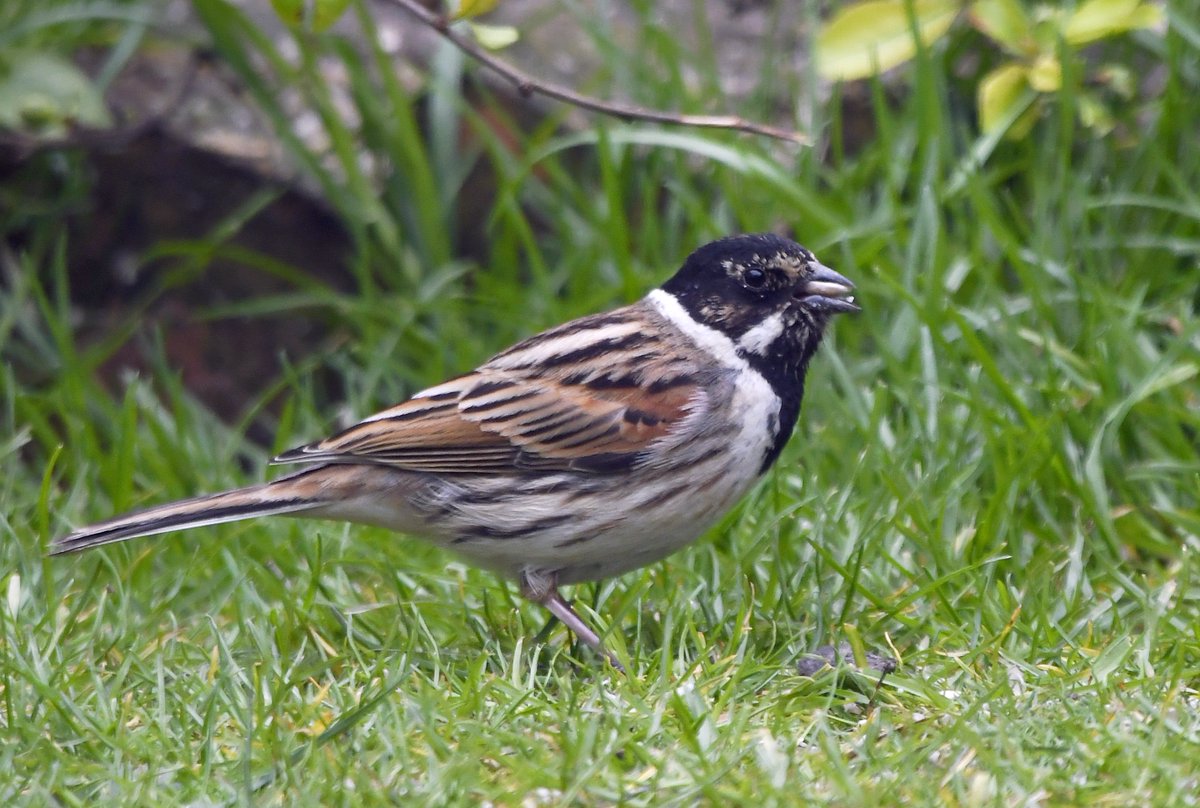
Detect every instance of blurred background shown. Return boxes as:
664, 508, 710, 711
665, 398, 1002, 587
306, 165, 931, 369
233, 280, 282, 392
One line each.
1, 0, 1198, 803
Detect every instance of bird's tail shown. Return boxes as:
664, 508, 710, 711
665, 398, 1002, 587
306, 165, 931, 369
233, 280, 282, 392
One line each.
51, 474, 326, 555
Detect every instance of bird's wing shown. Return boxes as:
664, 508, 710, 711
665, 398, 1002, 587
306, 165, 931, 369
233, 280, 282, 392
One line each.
271, 371, 703, 474
272, 308, 707, 474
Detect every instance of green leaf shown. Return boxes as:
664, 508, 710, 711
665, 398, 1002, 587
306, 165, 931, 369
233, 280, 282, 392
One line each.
1090, 635, 1134, 685
0, 50, 110, 134
310, 0, 352, 30
969, 0, 1033, 54
816, 0, 960, 80
1077, 94, 1115, 134
1063, 0, 1164, 45
468, 21, 519, 50
1096, 64, 1135, 98
454, 0, 501, 20
269, 0, 351, 31
977, 62, 1034, 136
269, 0, 304, 26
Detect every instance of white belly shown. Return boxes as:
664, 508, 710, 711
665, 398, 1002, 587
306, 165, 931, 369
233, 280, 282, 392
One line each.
420, 367, 781, 583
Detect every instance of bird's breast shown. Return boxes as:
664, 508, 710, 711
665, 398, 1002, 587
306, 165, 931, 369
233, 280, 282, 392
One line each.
413, 367, 783, 584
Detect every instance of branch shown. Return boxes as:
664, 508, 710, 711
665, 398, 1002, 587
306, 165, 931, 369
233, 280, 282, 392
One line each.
382, 0, 810, 145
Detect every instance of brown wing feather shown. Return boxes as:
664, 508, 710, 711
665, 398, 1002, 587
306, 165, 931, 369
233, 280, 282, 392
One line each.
459, 374, 696, 459
272, 303, 705, 474
272, 377, 528, 473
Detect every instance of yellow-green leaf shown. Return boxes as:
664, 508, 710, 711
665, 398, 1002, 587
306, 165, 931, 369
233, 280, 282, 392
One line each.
1097, 64, 1135, 98
816, 0, 960, 81
969, 0, 1033, 55
978, 62, 1035, 137
1128, 4, 1167, 29
1027, 54, 1061, 92
269, 0, 351, 31
1078, 94, 1115, 133
269, 0, 304, 26
454, 0, 501, 21
468, 22, 519, 50
1063, 0, 1164, 45
311, 0, 351, 30
0, 50, 111, 134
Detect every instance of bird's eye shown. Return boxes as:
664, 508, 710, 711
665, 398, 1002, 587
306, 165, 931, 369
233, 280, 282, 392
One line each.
743, 268, 766, 288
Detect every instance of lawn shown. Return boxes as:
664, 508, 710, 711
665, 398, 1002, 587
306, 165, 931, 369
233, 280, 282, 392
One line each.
2, 0, 1198, 804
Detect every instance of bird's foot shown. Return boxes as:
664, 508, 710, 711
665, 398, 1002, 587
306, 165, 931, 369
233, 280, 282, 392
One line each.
520, 570, 624, 672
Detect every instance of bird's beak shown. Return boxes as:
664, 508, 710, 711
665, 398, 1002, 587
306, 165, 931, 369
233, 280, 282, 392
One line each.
797, 263, 859, 313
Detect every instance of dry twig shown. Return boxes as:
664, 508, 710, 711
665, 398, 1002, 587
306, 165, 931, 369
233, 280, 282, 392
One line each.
383, 0, 810, 145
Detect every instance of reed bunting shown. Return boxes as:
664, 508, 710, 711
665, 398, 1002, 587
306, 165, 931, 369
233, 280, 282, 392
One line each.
54, 233, 857, 666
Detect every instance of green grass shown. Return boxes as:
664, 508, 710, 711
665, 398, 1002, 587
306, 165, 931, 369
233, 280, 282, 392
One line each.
3, 0, 1200, 804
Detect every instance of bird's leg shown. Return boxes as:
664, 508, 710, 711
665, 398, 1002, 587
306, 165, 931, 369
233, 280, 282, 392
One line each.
519, 570, 623, 671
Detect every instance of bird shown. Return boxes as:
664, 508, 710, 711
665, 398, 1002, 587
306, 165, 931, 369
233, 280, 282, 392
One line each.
52, 233, 858, 667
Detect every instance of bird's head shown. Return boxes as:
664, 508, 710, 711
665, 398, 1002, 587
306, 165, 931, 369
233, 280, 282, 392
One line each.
661, 233, 857, 371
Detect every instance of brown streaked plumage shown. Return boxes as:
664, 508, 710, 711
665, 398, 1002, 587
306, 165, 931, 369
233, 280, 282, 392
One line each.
276, 308, 702, 474
52, 233, 858, 668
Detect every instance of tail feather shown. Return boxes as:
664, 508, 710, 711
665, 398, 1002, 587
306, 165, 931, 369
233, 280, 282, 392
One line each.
52, 483, 324, 555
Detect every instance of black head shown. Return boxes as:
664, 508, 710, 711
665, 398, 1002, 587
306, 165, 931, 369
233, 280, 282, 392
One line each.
660, 233, 857, 472
661, 233, 857, 367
